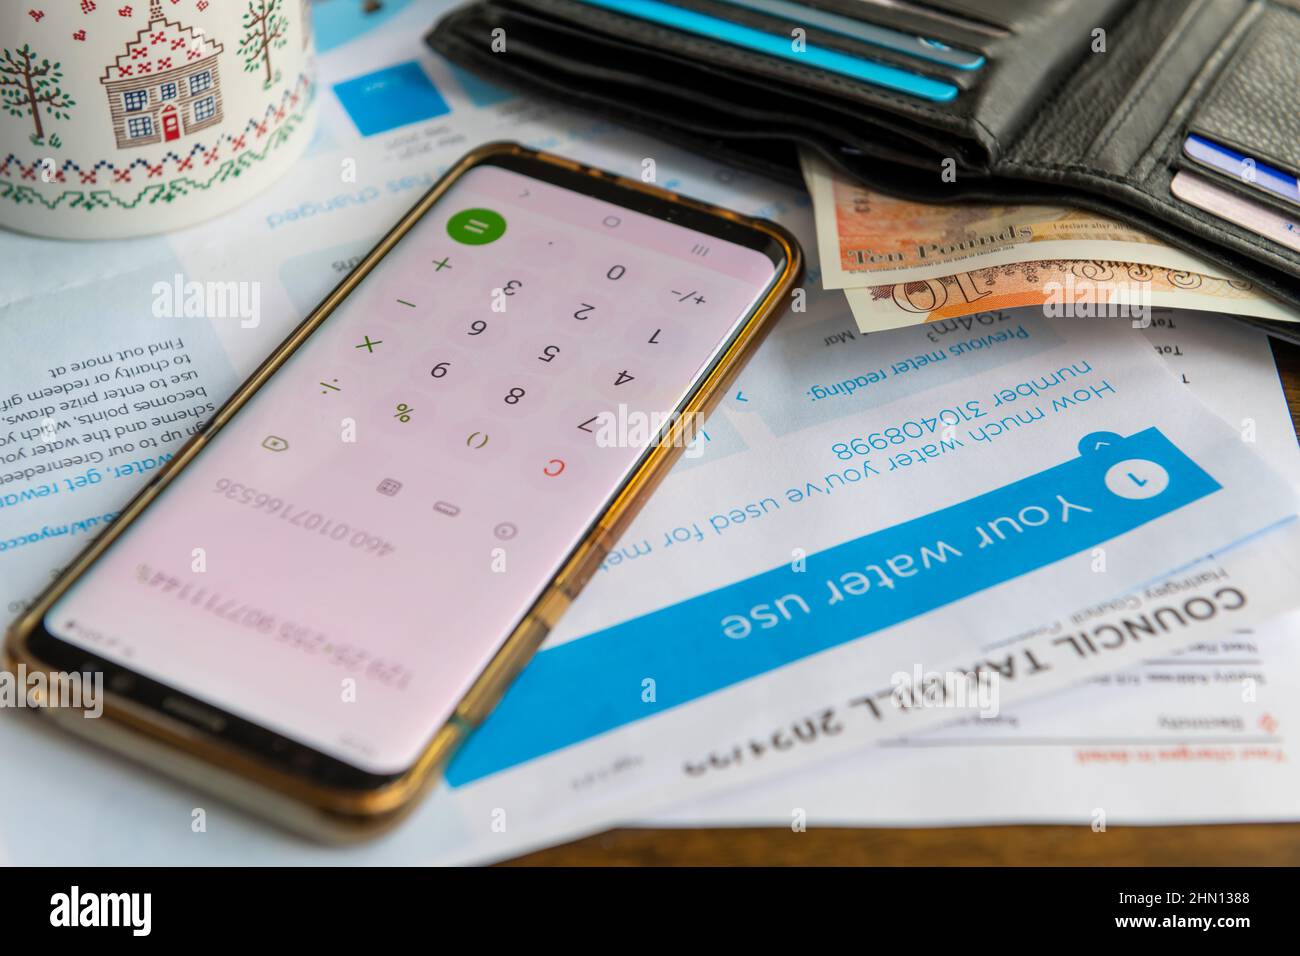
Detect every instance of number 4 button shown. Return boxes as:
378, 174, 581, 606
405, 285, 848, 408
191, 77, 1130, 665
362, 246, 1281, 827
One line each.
614, 370, 634, 386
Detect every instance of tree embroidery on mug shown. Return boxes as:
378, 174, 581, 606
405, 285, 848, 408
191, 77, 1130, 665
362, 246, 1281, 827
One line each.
0, 43, 76, 148
239, 0, 289, 90
100, 0, 226, 150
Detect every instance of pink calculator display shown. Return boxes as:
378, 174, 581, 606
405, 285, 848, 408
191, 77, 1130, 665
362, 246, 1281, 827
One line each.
45, 161, 783, 774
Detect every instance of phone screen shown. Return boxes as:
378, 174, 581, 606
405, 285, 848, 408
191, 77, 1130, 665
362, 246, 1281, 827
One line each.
39, 155, 785, 779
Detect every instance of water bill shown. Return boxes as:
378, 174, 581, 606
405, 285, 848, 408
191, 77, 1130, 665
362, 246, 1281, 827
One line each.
653, 314, 1300, 830
844, 259, 1300, 334
802, 151, 1227, 287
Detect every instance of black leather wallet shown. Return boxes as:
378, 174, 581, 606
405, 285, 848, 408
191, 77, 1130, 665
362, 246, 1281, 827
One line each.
429, 0, 1300, 343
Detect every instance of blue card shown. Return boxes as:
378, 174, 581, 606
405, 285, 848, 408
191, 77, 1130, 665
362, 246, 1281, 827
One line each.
572, 0, 960, 102
1184, 133, 1300, 210
713, 0, 985, 70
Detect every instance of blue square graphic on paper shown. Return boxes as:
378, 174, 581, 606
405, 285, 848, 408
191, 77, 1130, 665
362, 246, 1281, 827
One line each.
332, 61, 450, 136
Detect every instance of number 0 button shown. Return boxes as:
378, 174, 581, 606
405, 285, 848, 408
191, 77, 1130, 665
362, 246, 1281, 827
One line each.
448, 208, 507, 245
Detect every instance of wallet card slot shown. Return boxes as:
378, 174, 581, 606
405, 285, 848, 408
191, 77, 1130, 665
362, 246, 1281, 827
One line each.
1186, 2, 1300, 180
904, 0, 1040, 32
698, 0, 989, 72
1176, 133, 1300, 217
1173, 149, 1300, 222
672, 0, 985, 89
816, 0, 1094, 38
1141, 155, 1300, 278
563, 0, 962, 101
797, 0, 1009, 51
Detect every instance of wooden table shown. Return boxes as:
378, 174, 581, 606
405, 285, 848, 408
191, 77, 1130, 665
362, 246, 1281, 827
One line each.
507, 337, 1300, 866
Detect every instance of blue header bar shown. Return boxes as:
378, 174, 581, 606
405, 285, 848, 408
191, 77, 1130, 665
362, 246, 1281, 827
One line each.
448, 428, 1220, 785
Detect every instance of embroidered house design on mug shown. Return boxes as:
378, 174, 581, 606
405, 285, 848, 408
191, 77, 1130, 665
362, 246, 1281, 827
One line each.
100, 0, 226, 150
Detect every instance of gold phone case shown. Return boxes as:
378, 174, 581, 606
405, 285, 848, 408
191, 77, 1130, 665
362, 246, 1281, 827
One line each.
3, 142, 802, 842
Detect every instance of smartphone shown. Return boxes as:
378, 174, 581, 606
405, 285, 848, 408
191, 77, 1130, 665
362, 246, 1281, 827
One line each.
4, 142, 800, 840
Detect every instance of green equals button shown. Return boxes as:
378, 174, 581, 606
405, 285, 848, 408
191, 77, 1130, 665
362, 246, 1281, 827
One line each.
447, 208, 506, 245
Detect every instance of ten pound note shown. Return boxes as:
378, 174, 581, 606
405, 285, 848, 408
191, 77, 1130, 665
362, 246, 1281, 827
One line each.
800, 152, 1300, 333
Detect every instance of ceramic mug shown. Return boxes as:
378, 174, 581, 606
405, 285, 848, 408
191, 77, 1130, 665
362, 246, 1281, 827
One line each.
0, 0, 317, 239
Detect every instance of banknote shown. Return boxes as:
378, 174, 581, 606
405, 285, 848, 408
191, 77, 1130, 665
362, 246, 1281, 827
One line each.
802, 151, 1226, 287
844, 258, 1300, 333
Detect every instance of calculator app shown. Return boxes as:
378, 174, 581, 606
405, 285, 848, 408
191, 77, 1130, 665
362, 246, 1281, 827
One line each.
45, 162, 783, 773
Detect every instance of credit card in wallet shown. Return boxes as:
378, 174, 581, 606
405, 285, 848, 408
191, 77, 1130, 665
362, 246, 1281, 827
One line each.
1170, 169, 1300, 254
572, 0, 960, 101
712, 0, 985, 70
1184, 133, 1300, 210
853, 0, 1009, 37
